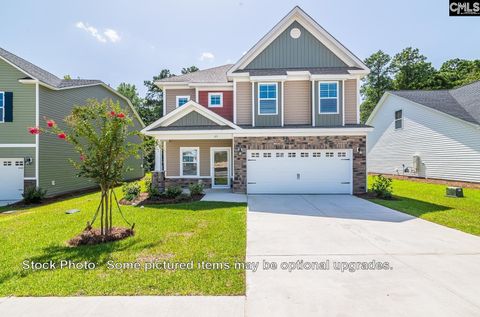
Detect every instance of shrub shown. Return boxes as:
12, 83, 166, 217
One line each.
165, 185, 183, 199
188, 182, 205, 196
370, 174, 393, 199
122, 182, 141, 201
22, 187, 47, 204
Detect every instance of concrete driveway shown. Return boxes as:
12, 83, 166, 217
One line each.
246, 195, 480, 317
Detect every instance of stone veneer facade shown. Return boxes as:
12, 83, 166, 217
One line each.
233, 135, 367, 194
152, 171, 212, 190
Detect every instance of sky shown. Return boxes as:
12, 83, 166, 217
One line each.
2, 0, 479, 96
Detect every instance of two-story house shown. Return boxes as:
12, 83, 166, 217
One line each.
142, 6, 371, 194
0, 48, 144, 203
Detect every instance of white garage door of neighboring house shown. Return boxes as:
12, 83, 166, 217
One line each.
0, 158, 24, 201
247, 149, 352, 194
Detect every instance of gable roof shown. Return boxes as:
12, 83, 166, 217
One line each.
388, 81, 480, 125
228, 6, 369, 76
156, 64, 232, 85
141, 100, 240, 134
0, 47, 145, 127
0, 47, 102, 89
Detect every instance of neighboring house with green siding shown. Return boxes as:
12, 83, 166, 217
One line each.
0, 47, 144, 202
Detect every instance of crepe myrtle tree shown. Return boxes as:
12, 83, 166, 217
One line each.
28, 99, 141, 235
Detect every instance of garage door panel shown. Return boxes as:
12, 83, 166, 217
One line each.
247, 150, 352, 194
0, 158, 24, 201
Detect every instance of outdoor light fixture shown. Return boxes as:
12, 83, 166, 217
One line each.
24, 157, 33, 165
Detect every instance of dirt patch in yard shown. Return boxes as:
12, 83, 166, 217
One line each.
68, 227, 134, 246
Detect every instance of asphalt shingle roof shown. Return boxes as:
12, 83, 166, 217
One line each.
0, 47, 102, 88
157, 64, 232, 83
390, 81, 480, 125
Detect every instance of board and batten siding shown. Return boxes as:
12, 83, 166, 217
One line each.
368, 94, 480, 183
165, 89, 196, 115
254, 82, 282, 127
344, 79, 358, 124
165, 139, 232, 177
39, 85, 144, 196
235, 82, 252, 125
244, 21, 347, 69
314, 80, 343, 126
0, 58, 36, 144
284, 80, 311, 125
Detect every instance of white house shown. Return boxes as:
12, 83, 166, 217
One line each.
367, 81, 480, 183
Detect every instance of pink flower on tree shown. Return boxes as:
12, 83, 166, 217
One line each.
116, 113, 125, 119
47, 120, 56, 128
28, 127, 40, 135
57, 132, 67, 139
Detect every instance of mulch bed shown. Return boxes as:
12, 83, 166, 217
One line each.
120, 192, 205, 206
369, 173, 480, 189
355, 192, 397, 200
68, 227, 134, 246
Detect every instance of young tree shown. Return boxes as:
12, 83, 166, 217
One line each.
391, 47, 436, 90
360, 50, 393, 123
30, 99, 141, 235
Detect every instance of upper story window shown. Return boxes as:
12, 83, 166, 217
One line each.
395, 110, 403, 129
208, 93, 223, 108
0, 92, 4, 122
319, 82, 338, 114
176, 96, 190, 108
180, 147, 199, 177
258, 83, 278, 115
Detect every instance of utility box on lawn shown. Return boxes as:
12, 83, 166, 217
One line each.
446, 187, 464, 198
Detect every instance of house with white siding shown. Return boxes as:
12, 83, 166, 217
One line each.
367, 81, 480, 183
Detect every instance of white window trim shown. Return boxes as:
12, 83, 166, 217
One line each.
208, 92, 223, 108
180, 147, 200, 177
176, 95, 190, 108
318, 81, 339, 114
258, 82, 278, 116
394, 109, 403, 130
0, 91, 5, 123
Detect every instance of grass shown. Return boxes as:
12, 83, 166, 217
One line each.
367, 176, 480, 236
0, 185, 247, 296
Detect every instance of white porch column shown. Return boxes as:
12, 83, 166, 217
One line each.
154, 142, 163, 172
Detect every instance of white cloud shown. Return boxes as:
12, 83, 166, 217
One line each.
199, 52, 215, 61
75, 22, 121, 43
104, 29, 121, 43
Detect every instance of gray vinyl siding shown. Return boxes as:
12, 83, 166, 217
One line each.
165, 89, 196, 114
254, 82, 282, 127
314, 80, 343, 126
245, 21, 347, 69
368, 94, 480, 183
170, 111, 218, 126
0, 58, 36, 144
39, 85, 144, 196
0, 147, 35, 178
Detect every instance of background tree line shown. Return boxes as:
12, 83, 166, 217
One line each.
116, 65, 199, 171
360, 47, 480, 122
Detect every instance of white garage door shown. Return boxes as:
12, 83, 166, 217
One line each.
0, 158, 25, 201
247, 149, 352, 194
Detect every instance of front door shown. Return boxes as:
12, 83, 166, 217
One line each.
211, 148, 230, 188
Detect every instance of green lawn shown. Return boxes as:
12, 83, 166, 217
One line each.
0, 187, 246, 296
367, 176, 480, 236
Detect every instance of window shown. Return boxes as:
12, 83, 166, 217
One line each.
313, 152, 321, 157
208, 93, 223, 107
338, 152, 346, 157
263, 152, 272, 158
319, 82, 338, 114
0, 92, 4, 123
180, 147, 199, 176
288, 152, 296, 158
276, 153, 284, 158
395, 110, 403, 129
258, 83, 278, 115
300, 152, 309, 157
325, 152, 334, 157
176, 96, 190, 108
251, 152, 259, 158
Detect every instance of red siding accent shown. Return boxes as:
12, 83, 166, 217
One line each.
198, 91, 233, 122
